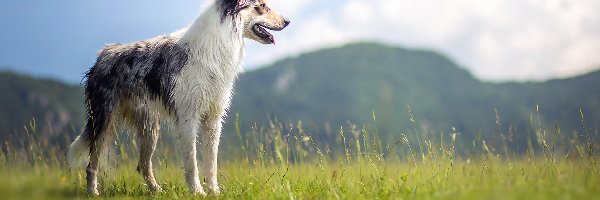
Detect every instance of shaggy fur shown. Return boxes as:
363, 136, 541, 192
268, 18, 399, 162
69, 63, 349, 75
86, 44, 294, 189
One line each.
67, 0, 288, 196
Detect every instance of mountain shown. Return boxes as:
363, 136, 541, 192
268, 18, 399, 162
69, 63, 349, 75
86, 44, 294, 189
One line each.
0, 43, 598, 152
0, 71, 85, 147
228, 43, 600, 151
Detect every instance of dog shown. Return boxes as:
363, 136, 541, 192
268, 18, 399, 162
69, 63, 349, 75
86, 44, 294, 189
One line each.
67, 0, 289, 196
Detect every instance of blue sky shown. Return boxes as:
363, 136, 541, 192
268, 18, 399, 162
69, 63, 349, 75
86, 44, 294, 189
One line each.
1, 0, 599, 83
0, 0, 202, 82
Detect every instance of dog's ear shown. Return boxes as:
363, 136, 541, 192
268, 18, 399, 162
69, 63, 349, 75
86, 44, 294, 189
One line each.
220, 0, 254, 19
221, 0, 253, 11
236, 0, 253, 9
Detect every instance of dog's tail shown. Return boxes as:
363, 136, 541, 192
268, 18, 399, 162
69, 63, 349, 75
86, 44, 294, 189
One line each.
67, 134, 90, 169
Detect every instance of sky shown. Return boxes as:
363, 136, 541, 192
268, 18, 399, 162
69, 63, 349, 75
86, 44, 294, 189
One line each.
1, 0, 599, 83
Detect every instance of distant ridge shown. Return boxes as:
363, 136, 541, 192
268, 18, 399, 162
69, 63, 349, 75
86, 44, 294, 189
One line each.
0, 71, 84, 147
0, 43, 598, 152
229, 43, 600, 152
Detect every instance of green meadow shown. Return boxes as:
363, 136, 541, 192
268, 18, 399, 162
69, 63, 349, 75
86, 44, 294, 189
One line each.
1, 113, 599, 199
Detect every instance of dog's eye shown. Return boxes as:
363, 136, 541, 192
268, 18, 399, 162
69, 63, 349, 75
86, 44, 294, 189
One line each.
261, 4, 270, 11
254, 6, 262, 13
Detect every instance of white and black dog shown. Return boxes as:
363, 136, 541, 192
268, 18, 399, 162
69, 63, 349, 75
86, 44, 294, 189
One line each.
67, 0, 288, 196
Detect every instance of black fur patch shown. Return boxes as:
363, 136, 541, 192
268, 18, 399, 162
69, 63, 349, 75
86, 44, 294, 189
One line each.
217, 0, 255, 22
82, 36, 190, 144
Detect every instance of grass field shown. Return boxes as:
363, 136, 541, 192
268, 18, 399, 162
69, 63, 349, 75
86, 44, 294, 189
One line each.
1, 159, 599, 199
1, 116, 599, 199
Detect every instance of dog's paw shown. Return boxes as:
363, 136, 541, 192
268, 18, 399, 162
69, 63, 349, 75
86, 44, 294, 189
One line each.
208, 185, 221, 195
190, 186, 207, 196
150, 185, 163, 193
191, 190, 207, 196
87, 188, 100, 197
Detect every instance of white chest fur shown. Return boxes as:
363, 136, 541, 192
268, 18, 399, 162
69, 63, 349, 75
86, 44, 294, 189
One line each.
171, 5, 245, 121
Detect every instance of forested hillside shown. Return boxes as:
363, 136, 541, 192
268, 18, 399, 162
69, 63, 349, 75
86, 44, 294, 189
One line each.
1, 43, 598, 153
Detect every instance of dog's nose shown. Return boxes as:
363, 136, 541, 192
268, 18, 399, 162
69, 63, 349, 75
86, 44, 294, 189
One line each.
283, 19, 290, 27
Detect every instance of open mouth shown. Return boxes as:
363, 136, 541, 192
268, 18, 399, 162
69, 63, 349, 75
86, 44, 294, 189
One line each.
252, 23, 280, 44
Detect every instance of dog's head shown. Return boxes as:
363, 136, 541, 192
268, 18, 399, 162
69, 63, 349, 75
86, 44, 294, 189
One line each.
220, 0, 290, 44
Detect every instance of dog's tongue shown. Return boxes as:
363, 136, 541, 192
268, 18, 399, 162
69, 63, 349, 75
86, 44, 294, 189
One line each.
271, 36, 276, 45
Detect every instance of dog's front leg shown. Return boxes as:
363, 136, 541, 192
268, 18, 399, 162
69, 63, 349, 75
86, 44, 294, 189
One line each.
177, 120, 206, 195
200, 110, 223, 194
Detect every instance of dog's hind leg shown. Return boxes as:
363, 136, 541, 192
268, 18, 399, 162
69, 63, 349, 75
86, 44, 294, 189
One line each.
134, 109, 162, 193
86, 125, 114, 196
176, 117, 206, 195
84, 98, 116, 196
86, 140, 101, 196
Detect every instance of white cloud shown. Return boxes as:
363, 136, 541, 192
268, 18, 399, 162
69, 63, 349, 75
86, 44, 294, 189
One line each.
244, 0, 600, 81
